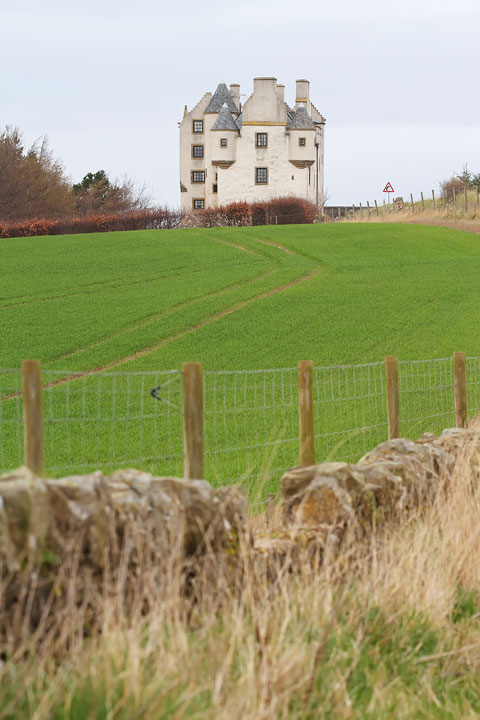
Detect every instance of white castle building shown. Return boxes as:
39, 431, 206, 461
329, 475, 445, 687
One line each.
179, 77, 325, 212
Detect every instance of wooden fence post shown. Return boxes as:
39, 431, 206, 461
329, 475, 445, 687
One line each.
21, 360, 44, 473
410, 193, 415, 213
421, 191, 425, 211
453, 352, 467, 429
298, 360, 315, 466
432, 189, 436, 210
384, 356, 400, 440
183, 362, 203, 479
464, 186, 468, 212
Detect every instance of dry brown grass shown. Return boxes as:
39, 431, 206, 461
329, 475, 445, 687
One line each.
342, 194, 480, 233
3, 444, 480, 718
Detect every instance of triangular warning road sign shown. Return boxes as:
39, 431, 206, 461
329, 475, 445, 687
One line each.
383, 182, 395, 192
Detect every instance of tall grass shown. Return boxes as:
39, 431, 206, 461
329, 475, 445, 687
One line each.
3, 439, 480, 718
344, 188, 480, 230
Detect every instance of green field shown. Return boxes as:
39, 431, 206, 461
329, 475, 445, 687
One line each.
2, 222, 480, 488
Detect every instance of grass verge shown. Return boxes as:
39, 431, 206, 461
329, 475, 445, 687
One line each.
2, 447, 480, 718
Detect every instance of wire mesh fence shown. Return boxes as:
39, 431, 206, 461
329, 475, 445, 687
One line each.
313, 361, 388, 463
203, 368, 299, 497
399, 358, 456, 438
0, 369, 184, 478
1, 356, 479, 492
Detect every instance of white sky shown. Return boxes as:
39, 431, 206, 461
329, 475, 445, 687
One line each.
3, 0, 479, 207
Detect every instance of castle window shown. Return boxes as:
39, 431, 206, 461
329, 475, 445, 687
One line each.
191, 171, 205, 183
298, 137, 306, 146
256, 132, 268, 148
213, 184, 218, 193
255, 167, 268, 185
192, 145, 204, 158
220, 138, 228, 147
192, 120, 203, 133
193, 199, 205, 209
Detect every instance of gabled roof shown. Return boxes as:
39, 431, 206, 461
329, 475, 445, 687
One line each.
286, 105, 315, 130
205, 83, 239, 113
211, 104, 240, 132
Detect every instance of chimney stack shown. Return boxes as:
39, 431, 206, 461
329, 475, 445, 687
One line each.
230, 83, 240, 111
295, 79, 310, 113
276, 84, 285, 103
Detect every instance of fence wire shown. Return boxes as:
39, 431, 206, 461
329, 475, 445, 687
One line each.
204, 368, 298, 497
0, 369, 183, 478
1, 357, 478, 488
313, 362, 387, 463
0, 370, 23, 472
399, 358, 456, 438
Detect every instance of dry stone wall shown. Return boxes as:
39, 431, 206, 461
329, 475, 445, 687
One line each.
1, 428, 479, 575
0, 468, 247, 573
255, 428, 480, 559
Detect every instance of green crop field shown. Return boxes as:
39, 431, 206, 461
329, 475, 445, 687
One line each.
2, 222, 480, 491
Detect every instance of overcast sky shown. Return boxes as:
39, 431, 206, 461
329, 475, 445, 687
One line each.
3, 0, 479, 207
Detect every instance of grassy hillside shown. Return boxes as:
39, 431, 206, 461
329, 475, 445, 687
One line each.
3, 222, 480, 371
2, 222, 480, 483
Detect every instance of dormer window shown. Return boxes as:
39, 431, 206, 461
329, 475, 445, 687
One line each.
256, 133, 268, 148
193, 120, 203, 133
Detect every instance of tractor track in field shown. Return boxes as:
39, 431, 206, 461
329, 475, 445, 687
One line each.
0, 257, 259, 310
212, 238, 261, 255
50, 268, 277, 363
254, 238, 298, 255
0, 268, 320, 400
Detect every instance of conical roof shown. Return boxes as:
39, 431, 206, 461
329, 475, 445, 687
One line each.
211, 103, 240, 131
205, 83, 239, 113
286, 105, 314, 130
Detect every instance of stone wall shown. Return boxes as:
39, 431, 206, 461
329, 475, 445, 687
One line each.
1, 428, 478, 576
255, 428, 480, 559
0, 468, 247, 573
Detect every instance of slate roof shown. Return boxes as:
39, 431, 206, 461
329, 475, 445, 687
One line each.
286, 105, 315, 130
235, 112, 243, 129
211, 104, 240, 132
205, 83, 239, 114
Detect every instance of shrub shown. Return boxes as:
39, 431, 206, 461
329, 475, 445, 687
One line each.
187, 196, 318, 228
0, 208, 182, 239
0, 197, 318, 239
440, 177, 466, 200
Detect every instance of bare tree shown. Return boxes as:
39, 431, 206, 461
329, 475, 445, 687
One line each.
0, 126, 74, 221
73, 170, 152, 216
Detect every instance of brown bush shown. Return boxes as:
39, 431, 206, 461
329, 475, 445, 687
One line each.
186, 196, 318, 228
0, 208, 181, 239
440, 177, 466, 200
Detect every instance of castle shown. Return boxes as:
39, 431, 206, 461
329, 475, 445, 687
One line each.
179, 77, 325, 213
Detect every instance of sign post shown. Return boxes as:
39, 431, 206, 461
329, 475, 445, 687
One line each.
383, 181, 395, 204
